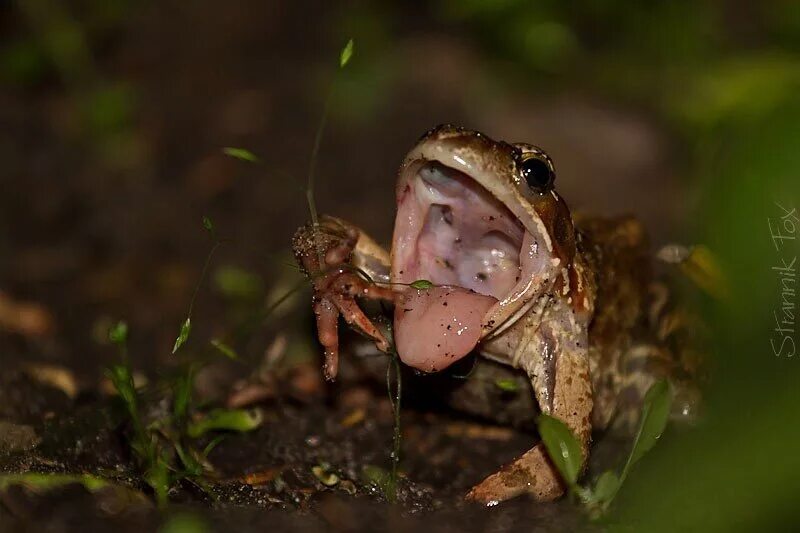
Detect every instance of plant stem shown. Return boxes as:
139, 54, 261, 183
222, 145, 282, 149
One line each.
386, 351, 402, 502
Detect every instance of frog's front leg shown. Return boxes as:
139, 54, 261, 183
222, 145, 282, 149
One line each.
293, 215, 394, 380
467, 299, 593, 503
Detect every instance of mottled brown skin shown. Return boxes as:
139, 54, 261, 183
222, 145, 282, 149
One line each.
293, 125, 696, 504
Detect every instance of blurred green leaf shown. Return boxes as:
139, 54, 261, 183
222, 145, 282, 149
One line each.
187, 408, 263, 438
0, 473, 109, 491
494, 378, 519, 392
202, 216, 214, 233
145, 456, 170, 507
671, 54, 800, 130
83, 84, 135, 135
537, 414, 583, 486
210, 338, 239, 360
410, 279, 433, 289
172, 318, 191, 354
222, 147, 259, 163
172, 366, 194, 421
108, 321, 128, 345
628, 380, 672, 467
362, 464, 392, 494
174, 442, 203, 477
201, 435, 226, 458
339, 38, 355, 67
588, 470, 620, 507
214, 266, 263, 300
0, 40, 48, 85
160, 512, 210, 533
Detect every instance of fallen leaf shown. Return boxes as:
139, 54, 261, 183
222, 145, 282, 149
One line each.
340, 408, 366, 428
0, 291, 53, 336
22, 363, 79, 398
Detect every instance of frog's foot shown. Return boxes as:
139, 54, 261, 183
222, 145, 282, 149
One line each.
293, 217, 395, 380
466, 444, 564, 503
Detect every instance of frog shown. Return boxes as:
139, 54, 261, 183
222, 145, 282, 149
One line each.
292, 124, 699, 504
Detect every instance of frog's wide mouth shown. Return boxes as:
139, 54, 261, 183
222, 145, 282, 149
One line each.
393, 161, 526, 301
390, 158, 552, 373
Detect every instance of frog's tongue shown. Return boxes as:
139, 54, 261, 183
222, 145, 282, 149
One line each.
394, 286, 497, 372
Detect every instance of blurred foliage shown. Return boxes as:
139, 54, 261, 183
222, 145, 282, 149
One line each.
3, 0, 140, 166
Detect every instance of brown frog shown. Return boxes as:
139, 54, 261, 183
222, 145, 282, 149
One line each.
293, 125, 698, 504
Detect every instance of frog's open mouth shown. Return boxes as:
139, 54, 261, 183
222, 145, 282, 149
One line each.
391, 159, 546, 373
395, 161, 525, 298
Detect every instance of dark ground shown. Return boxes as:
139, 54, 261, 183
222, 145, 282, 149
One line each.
0, 1, 685, 531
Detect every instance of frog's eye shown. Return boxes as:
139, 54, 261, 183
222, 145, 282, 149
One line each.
520, 155, 554, 192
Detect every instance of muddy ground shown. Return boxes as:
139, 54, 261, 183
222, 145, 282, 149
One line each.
0, 1, 683, 531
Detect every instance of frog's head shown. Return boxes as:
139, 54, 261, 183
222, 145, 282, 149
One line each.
391, 125, 586, 372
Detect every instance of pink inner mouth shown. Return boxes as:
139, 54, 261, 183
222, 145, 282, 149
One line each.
392, 162, 526, 372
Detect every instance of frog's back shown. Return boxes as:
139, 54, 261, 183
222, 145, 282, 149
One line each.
576, 215, 699, 433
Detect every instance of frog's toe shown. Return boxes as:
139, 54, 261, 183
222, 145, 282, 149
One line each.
465, 445, 564, 504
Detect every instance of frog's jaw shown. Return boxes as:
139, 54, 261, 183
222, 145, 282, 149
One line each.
390, 158, 558, 372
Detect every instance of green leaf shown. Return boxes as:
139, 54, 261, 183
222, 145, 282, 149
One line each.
187, 408, 263, 438
339, 38, 354, 68
590, 470, 621, 505
494, 378, 519, 392
537, 414, 584, 485
172, 318, 191, 354
222, 146, 259, 163
629, 379, 673, 466
108, 321, 128, 345
202, 216, 214, 233
409, 279, 433, 289
210, 338, 239, 360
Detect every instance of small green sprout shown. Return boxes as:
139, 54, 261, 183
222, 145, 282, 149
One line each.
339, 38, 354, 68
409, 279, 434, 289
222, 147, 259, 163
108, 320, 128, 345
494, 378, 519, 392
172, 318, 191, 354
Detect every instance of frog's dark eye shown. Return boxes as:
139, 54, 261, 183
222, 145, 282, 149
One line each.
520, 156, 554, 192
